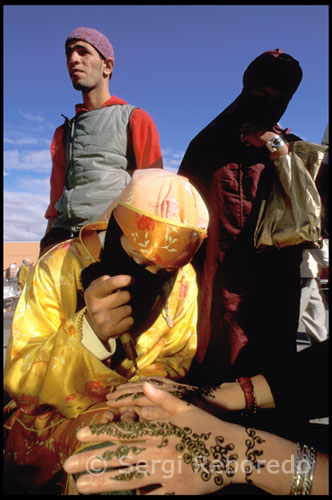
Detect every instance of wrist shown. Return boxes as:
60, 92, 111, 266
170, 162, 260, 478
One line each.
211, 382, 247, 412
236, 377, 257, 416
240, 127, 289, 158
264, 135, 289, 159
250, 375, 276, 409
84, 311, 109, 345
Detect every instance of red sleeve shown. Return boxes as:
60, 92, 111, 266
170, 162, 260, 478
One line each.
129, 109, 163, 169
44, 126, 66, 218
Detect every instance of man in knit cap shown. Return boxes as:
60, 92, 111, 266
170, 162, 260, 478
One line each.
40, 27, 163, 256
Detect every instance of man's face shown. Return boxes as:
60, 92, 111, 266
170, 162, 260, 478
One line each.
66, 40, 110, 92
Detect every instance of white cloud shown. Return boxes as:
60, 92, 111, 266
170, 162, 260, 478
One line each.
18, 110, 45, 122
4, 149, 51, 174
4, 136, 42, 146
164, 161, 179, 173
162, 148, 185, 174
18, 176, 50, 194
4, 191, 49, 241
3, 145, 187, 241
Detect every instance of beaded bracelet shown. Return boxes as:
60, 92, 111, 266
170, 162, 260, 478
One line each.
290, 443, 316, 495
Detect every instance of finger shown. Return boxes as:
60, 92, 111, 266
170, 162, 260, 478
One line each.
108, 405, 147, 421
107, 386, 143, 400
99, 410, 117, 424
107, 378, 172, 400
109, 315, 135, 337
111, 376, 170, 393
76, 421, 150, 443
119, 409, 138, 422
107, 393, 152, 408
64, 441, 150, 475
88, 275, 134, 299
107, 390, 135, 402
141, 405, 173, 421
85, 309, 134, 341
75, 468, 153, 495
109, 381, 144, 395
142, 382, 192, 416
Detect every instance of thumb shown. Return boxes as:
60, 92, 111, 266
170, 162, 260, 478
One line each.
142, 382, 189, 416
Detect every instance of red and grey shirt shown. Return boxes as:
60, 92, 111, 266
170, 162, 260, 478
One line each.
45, 96, 163, 232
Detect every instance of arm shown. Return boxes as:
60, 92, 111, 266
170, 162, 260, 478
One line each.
239, 125, 289, 160
129, 109, 163, 170
64, 383, 328, 495
43, 126, 66, 230
3, 242, 135, 418
105, 373, 275, 420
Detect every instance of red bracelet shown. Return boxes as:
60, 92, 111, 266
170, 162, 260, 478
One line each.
236, 377, 257, 416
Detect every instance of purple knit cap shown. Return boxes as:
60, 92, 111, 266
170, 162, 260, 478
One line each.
66, 27, 114, 61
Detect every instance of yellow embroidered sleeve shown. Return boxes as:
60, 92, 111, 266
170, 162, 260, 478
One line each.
4, 243, 199, 418
4, 243, 127, 418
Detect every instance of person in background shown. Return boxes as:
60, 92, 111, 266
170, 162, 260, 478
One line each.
298, 239, 329, 344
40, 27, 163, 257
17, 258, 31, 292
4, 169, 209, 494
178, 49, 310, 386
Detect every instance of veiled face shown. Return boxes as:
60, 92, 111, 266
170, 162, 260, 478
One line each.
241, 86, 289, 129
249, 86, 283, 101
120, 235, 178, 276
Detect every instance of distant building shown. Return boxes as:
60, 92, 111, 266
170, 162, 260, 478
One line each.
3, 241, 40, 278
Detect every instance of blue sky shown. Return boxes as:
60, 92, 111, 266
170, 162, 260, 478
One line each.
4, 4, 329, 242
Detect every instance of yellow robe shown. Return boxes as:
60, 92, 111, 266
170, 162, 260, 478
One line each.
4, 221, 198, 491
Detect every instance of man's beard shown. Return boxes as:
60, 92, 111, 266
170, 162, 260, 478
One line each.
81, 215, 177, 335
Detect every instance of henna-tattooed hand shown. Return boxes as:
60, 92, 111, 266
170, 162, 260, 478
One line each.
63, 382, 265, 495
106, 377, 219, 420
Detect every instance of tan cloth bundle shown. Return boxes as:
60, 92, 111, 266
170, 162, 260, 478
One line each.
254, 141, 328, 251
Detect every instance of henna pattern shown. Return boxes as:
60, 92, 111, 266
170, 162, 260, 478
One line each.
112, 469, 148, 481
244, 427, 266, 483
101, 445, 146, 461
180, 386, 218, 406
89, 421, 238, 487
115, 393, 134, 402
89, 421, 185, 448
148, 378, 165, 386
115, 382, 219, 407
132, 391, 145, 401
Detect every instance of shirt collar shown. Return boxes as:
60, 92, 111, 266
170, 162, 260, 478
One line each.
75, 95, 128, 114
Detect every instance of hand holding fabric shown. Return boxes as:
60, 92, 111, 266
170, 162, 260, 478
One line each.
84, 274, 134, 342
